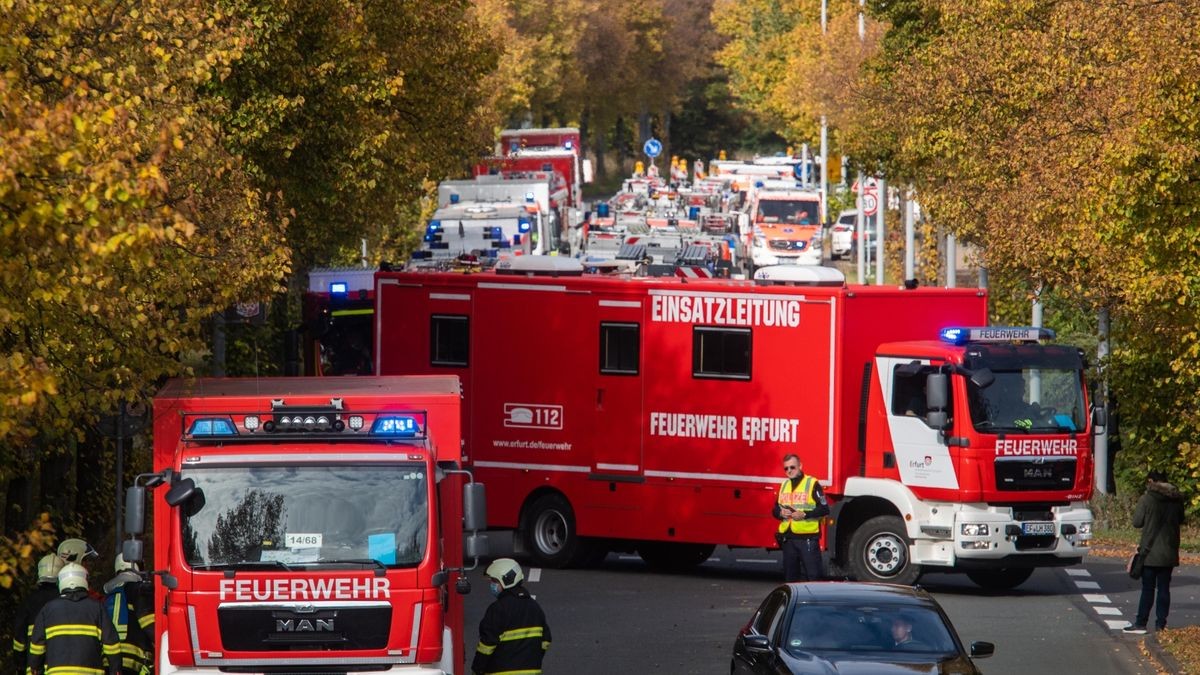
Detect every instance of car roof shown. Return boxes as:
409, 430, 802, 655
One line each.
785, 582, 937, 607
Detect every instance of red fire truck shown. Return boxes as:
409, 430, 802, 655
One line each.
122, 376, 487, 673
373, 263, 1099, 589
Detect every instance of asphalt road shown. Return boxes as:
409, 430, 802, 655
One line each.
463, 538, 1187, 674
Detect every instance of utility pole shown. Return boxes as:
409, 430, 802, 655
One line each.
875, 178, 886, 285
820, 0, 828, 225
855, 171, 866, 284
904, 190, 915, 281
1095, 308, 1111, 493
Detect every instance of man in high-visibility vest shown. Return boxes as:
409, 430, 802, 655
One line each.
774, 454, 829, 582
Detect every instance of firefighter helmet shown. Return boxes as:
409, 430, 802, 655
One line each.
485, 558, 524, 590
58, 562, 89, 593
37, 553, 64, 583
57, 538, 96, 563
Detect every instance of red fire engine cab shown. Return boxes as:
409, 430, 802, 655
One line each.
373, 262, 1099, 589
122, 376, 487, 674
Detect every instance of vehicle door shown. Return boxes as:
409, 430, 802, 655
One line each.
591, 297, 644, 479
733, 589, 790, 674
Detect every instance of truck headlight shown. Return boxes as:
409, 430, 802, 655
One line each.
961, 523, 989, 537
1077, 522, 1092, 535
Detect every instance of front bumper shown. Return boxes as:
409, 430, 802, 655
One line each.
752, 247, 822, 267
911, 502, 1093, 569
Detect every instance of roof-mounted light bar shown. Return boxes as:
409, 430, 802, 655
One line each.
181, 409, 428, 442
939, 326, 1056, 345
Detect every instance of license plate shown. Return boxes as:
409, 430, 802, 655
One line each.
1021, 522, 1055, 535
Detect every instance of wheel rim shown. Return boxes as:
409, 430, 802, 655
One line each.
864, 531, 907, 577
533, 509, 568, 556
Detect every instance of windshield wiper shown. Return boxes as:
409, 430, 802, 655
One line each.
314, 558, 388, 576
194, 559, 295, 569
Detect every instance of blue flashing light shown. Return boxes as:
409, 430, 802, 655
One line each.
509, 141, 520, 153
371, 415, 419, 437
597, 203, 610, 217
513, 234, 522, 245
939, 327, 968, 345
525, 191, 536, 203
564, 140, 574, 150
518, 217, 531, 233
189, 417, 237, 437
428, 220, 441, 231
329, 282, 348, 295
450, 193, 460, 204
754, 181, 765, 188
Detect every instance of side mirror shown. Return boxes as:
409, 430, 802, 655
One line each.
455, 577, 472, 595
465, 533, 490, 559
926, 410, 950, 431
926, 372, 949, 411
165, 478, 196, 507
125, 486, 146, 536
1092, 406, 1108, 434
463, 483, 487, 531
970, 641, 995, 658
122, 539, 144, 565
742, 634, 772, 653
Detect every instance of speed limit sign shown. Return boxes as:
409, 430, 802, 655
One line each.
862, 192, 879, 217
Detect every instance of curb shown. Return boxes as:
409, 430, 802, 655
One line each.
1143, 632, 1184, 674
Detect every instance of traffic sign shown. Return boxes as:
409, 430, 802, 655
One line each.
862, 192, 879, 217
643, 138, 662, 159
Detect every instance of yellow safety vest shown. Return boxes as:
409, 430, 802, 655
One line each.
778, 476, 820, 535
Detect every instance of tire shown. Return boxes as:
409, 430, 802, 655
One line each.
519, 493, 603, 568
637, 542, 716, 572
965, 568, 1034, 591
848, 515, 921, 585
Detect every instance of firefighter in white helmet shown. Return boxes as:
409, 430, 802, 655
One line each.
27, 563, 120, 675
11, 554, 64, 673
472, 558, 551, 675
104, 554, 154, 674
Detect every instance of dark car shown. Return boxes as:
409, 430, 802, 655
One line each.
732, 582, 994, 674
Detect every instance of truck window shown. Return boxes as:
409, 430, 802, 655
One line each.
891, 366, 930, 417
179, 463, 429, 569
600, 322, 640, 375
692, 327, 751, 380
430, 315, 469, 366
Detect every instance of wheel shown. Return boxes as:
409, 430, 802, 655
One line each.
848, 515, 921, 585
637, 542, 716, 572
519, 493, 604, 568
965, 568, 1034, 590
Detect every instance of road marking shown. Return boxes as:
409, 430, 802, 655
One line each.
736, 559, 778, 565
528, 568, 541, 583
1082, 594, 1111, 604
1105, 620, 1129, 630
1095, 606, 1123, 616
1065, 568, 1091, 577
1074, 580, 1101, 590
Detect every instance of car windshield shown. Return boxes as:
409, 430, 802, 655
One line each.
968, 368, 1086, 433
757, 199, 820, 225
784, 603, 958, 656
179, 463, 428, 569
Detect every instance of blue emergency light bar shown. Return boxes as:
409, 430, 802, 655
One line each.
939, 326, 1057, 345
329, 282, 348, 294
518, 217, 531, 233
188, 417, 237, 437
181, 409, 429, 442
371, 415, 421, 437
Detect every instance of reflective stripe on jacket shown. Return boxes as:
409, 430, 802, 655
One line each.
778, 476, 820, 535
27, 590, 120, 675
472, 586, 551, 675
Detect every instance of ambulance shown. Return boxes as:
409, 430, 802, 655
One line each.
373, 262, 1098, 589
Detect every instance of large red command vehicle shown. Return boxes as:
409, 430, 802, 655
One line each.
374, 263, 1098, 589
123, 376, 487, 674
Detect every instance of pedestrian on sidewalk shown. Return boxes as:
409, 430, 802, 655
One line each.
1124, 469, 1185, 635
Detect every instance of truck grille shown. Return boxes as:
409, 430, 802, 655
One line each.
995, 458, 1076, 491
217, 605, 391, 652
769, 239, 807, 251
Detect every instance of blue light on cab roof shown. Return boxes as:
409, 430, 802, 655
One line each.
939, 327, 967, 345
939, 326, 1056, 345
329, 282, 348, 294
372, 415, 420, 436
189, 417, 238, 436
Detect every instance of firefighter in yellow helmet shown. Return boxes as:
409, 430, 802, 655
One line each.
12, 554, 64, 674
103, 554, 154, 674
27, 562, 120, 675
472, 558, 551, 675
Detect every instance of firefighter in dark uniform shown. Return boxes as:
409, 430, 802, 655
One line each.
27, 562, 120, 675
472, 558, 551, 675
774, 454, 829, 582
12, 554, 64, 674
103, 554, 154, 674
